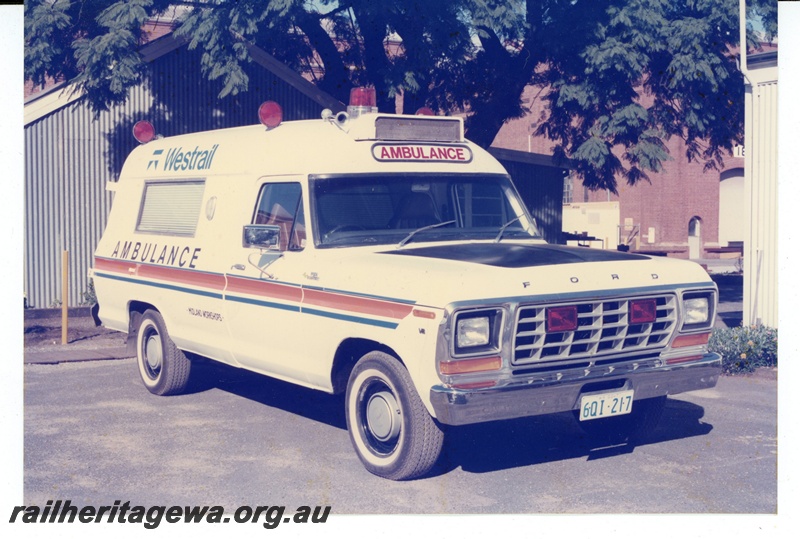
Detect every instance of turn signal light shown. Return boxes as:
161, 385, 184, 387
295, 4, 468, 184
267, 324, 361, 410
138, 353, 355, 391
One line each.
672, 332, 711, 348
451, 380, 497, 390
440, 356, 502, 375
665, 355, 704, 365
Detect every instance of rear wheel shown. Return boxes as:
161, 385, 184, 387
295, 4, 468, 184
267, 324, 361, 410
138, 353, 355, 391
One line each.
345, 351, 444, 480
136, 310, 191, 396
575, 396, 666, 444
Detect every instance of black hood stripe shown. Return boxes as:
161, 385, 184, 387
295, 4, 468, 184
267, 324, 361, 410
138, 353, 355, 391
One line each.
383, 243, 649, 268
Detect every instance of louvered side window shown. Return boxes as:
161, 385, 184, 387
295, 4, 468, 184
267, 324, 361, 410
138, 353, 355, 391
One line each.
137, 180, 205, 236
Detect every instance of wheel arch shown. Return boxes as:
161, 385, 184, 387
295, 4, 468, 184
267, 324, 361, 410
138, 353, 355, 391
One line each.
126, 300, 160, 356
330, 338, 402, 395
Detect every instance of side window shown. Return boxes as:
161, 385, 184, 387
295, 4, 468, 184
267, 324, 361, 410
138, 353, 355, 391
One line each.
137, 180, 205, 236
253, 183, 305, 251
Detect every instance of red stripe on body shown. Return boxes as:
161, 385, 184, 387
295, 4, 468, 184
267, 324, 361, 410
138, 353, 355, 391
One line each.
138, 264, 226, 290
94, 256, 225, 291
225, 276, 303, 303
303, 288, 414, 320
94, 257, 135, 273
94, 257, 412, 320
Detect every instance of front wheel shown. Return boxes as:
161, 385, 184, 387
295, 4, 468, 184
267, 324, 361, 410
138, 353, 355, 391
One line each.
136, 310, 191, 396
345, 351, 444, 480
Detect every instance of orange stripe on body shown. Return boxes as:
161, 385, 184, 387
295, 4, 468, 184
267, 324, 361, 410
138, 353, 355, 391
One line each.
138, 264, 226, 290
303, 288, 414, 320
94, 257, 413, 321
94, 257, 135, 273
225, 276, 303, 303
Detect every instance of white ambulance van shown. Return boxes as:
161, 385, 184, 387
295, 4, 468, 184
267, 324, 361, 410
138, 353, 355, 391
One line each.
91, 88, 722, 480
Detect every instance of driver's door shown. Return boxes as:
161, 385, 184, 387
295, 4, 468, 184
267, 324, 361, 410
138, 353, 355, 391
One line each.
223, 178, 311, 383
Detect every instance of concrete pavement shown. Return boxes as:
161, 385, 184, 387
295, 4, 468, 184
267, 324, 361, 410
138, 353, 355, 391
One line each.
23, 345, 130, 364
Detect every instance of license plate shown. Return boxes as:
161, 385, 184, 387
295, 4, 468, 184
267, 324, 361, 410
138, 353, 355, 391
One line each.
579, 389, 634, 421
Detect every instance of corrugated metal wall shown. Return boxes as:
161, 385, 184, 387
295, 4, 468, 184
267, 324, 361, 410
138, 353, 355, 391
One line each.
24, 44, 336, 308
743, 74, 778, 327
492, 150, 567, 244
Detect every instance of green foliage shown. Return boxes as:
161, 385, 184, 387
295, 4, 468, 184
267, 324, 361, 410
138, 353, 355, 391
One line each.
709, 325, 778, 375
23, 0, 73, 85
24, 0, 777, 192
80, 279, 97, 306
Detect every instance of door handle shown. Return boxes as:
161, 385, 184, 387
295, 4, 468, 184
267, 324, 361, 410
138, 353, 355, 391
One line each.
231, 264, 246, 271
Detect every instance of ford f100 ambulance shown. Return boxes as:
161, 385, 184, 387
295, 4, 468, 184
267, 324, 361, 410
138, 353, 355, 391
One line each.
91, 88, 722, 480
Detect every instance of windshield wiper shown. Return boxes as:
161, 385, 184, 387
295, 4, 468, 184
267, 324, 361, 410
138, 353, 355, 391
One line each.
397, 220, 456, 249
494, 216, 522, 243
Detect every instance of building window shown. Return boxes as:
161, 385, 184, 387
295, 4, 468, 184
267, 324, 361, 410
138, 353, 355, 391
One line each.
688, 217, 701, 237
563, 175, 574, 204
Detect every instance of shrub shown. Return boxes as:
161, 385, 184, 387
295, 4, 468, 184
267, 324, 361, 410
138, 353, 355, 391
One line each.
80, 279, 97, 306
708, 325, 778, 374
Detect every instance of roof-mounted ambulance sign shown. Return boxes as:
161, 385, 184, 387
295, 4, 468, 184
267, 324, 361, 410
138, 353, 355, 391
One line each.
371, 143, 473, 163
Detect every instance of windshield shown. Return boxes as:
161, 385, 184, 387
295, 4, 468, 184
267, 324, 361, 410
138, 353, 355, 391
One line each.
311, 174, 541, 248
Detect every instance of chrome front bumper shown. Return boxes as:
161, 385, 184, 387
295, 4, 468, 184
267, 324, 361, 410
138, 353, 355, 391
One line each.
429, 352, 722, 426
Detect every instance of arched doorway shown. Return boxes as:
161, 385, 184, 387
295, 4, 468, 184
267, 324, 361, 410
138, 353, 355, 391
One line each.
688, 217, 702, 259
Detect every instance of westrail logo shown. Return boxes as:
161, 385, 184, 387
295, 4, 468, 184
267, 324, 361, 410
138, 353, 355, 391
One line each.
147, 145, 219, 172
147, 149, 163, 170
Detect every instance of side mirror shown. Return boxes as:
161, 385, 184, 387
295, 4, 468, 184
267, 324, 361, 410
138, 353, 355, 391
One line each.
243, 224, 282, 250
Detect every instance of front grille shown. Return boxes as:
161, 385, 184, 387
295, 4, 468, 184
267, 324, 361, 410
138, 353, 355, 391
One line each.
512, 294, 677, 366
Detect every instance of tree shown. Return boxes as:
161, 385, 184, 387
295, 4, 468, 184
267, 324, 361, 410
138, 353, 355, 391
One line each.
24, 0, 777, 192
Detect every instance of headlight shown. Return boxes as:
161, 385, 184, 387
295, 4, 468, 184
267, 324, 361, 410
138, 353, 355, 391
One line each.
457, 316, 490, 348
452, 309, 503, 356
683, 297, 709, 325
681, 291, 715, 330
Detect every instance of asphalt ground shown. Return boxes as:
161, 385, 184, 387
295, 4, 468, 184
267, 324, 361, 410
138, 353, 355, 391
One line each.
11, 271, 790, 536
22, 357, 776, 515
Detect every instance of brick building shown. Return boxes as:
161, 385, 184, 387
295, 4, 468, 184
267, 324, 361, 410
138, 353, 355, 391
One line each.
491, 86, 745, 259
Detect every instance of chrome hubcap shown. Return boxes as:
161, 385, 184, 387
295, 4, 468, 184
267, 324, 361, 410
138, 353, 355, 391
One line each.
366, 391, 401, 442
144, 332, 162, 375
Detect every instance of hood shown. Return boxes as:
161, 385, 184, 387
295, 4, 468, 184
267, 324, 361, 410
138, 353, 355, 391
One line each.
383, 243, 650, 268
311, 242, 714, 308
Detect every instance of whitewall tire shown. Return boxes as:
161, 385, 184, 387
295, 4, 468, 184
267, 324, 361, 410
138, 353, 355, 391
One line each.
136, 309, 192, 396
345, 351, 444, 480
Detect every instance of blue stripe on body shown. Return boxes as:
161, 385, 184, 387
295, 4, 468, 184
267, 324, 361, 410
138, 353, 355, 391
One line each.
300, 307, 399, 329
225, 294, 301, 313
94, 271, 397, 328
95, 271, 223, 299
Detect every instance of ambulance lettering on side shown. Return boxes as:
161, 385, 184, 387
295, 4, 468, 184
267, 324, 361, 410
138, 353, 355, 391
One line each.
91, 88, 722, 481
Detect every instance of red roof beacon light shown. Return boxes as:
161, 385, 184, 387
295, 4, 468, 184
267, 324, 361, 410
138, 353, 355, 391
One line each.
258, 101, 283, 129
415, 107, 435, 116
347, 87, 378, 118
132, 120, 156, 144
